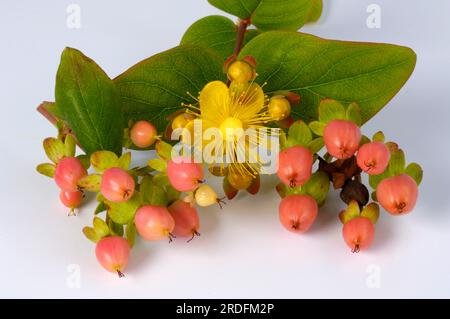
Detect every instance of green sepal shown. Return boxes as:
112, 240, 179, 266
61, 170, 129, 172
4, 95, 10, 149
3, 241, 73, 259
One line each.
36, 163, 56, 178
405, 162, 423, 186
388, 149, 406, 176
43, 137, 65, 164
339, 200, 360, 224
90, 150, 119, 173
64, 134, 76, 157
303, 171, 330, 206
76, 154, 91, 170
117, 152, 132, 170
83, 226, 101, 243
346, 102, 362, 126
155, 140, 172, 161
286, 120, 312, 147
77, 174, 102, 192
148, 158, 167, 172
372, 131, 385, 143
308, 137, 324, 154
361, 202, 380, 224
94, 201, 107, 215
308, 121, 325, 136
318, 99, 346, 124
93, 217, 110, 238
106, 193, 141, 225
126, 222, 137, 248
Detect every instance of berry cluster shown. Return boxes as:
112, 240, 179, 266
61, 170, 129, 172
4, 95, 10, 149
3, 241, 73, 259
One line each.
37, 60, 422, 276
37, 120, 225, 277
275, 98, 422, 252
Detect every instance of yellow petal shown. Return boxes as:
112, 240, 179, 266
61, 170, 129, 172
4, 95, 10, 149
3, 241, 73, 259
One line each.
199, 81, 230, 120
229, 82, 265, 119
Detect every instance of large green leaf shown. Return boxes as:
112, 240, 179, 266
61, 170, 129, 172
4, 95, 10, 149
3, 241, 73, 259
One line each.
239, 32, 416, 123
114, 45, 225, 133
207, 0, 314, 31
181, 15, 260, 61
55, 48, 123, 156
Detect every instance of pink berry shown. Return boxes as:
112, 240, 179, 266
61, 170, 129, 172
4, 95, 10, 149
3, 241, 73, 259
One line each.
59, 190, 83, 215
130, 120, 157, 148
54, 157, 87, 191
135, 205, 175, 242
376, 174, 418, 215
277, 145, 313, 187
278, 194, 318, 233
100, 168, 135, 202
342, 217, 374, 253
95, 236, 130, 277
168, 200, 200, 242
167, 158, 204, 192
357, 142, 390, 175
324, 120, 361, 159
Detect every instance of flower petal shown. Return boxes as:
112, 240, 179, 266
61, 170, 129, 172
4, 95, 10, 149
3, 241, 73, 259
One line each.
199, 81, 230, 120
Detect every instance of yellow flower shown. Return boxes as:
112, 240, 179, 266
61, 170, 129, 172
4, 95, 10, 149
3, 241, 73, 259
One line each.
185, 80, 275, 177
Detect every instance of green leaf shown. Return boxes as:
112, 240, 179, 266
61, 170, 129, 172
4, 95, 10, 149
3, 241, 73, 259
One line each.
286, 120, 312, 147
117, 152, 131, 170
308, 137, 324, 154
148, 158, 167, 172
346, 102, 362, 126
126, 222, 137, 248
90, 150, 119, 173
114, 45, 225, 133
181, 15, 260, 61
93, 217, 110, 238
77, 174, 102, 192
83, 226, 100, 243
55, 47, 123, 156
106, 194, 141, 225
43, 137, 65, 164
64, 134, 76, 157
240, 32, 416, 123
388, 149, 406, 176
318, 99, 346, 123
76, 154, 91, 170
36, 163, 56, 178
405, 162, 423, 186
107, 217, 124, 237
208, 0, 314, 31
308, 121, 325, 136
306, 0, 323, 23
41, 101, 66, 121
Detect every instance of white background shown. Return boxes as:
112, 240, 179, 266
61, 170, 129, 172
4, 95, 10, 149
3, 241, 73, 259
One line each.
1, 0, 449, 298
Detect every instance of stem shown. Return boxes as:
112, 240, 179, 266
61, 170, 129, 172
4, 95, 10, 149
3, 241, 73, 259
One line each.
233, 18, 251, 56
37, 102, 58, 126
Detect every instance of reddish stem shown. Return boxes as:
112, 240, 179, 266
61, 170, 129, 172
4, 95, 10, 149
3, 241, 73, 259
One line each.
233, 18, 251, 56
37, 102, 58, 126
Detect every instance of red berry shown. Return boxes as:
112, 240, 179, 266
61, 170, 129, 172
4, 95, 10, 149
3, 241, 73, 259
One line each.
376, 174, 418, 215
130, 120, 157, 148
54, 157, 87, 191
278, 194, 318, 233
101, 168, 135, 202
277, 146, 313, 187
167, 158, 204, 192
95, 236, 130, 277
342, 217, 374, 253
135, 205, 175, 242
168, 200, 200, 242
324, 120, 361, 159
59, 190, 83, 215
356, 142, 390, 175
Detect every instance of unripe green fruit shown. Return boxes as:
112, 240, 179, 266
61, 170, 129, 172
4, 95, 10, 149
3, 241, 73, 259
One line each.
227, 61, 254, 83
